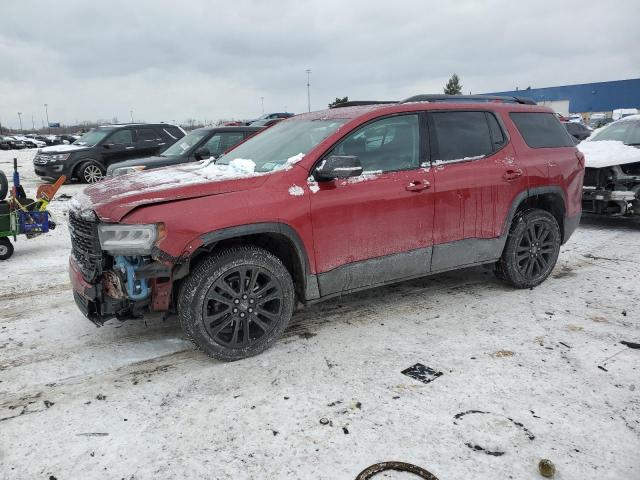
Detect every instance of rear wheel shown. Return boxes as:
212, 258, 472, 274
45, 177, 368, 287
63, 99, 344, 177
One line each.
78, 161, 105, 183
0, 238, 14, 260
178, 245, 295, 361
496, 209, 561, 288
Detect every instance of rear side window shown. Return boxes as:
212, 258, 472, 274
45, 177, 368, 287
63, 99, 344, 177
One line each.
430, 111, 493, 161
162, 126, 184, 140
107, 129, 133, 145
510, 112, 574, 148
136, 128, 158, 142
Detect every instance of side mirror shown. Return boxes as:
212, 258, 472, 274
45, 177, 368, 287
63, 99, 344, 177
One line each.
314, 155, 363, 181
194, 147, 210, 160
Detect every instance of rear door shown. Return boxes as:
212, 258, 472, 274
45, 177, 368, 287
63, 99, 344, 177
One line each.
135, 127, 162, 156
428, 110, 527, 271
309, 113, 435, 295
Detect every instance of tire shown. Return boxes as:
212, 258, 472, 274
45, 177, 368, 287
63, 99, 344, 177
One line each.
0, 238, 14, 260
496, 209, 561, 289
0, 170, 8, 201
178, 245, 295, 361
78, 161, 105, 184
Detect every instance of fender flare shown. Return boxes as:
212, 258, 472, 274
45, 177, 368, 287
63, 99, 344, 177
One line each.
502, 186, 566, 236
199, 222, 320, 300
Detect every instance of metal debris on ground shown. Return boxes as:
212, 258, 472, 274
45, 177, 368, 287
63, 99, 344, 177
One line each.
355, 461, 439, 480
401, 363, 443, 384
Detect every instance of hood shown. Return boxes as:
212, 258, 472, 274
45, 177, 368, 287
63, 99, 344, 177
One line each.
70, 158, 270, 222
106, 155, 180, 175
39, 143, 91, 154
578, 140, 640, 169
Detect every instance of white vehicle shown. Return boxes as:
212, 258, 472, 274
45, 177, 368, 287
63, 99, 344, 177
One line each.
579, 115, 640, 216
612, 108, 639, 121
568, 114, 584, 124
12, 135, 45, 148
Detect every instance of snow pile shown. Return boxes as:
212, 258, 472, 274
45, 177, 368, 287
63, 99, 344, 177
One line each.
288, 185, 305, 196
274, 153, 305, 171
578, 140, 640, 168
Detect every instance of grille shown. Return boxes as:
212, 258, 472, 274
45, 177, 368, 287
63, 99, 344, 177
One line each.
69, 210, 102, 282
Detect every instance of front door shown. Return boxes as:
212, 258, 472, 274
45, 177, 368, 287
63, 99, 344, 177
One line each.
101, 129, 138, 165
309, 114, 435, 296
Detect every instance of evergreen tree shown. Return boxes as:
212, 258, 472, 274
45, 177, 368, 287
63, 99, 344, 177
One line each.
443, 74, 463, 95
328, 96, 349, 108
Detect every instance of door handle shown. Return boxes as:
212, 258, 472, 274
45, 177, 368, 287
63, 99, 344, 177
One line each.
405, 180, 431, 192
502, 169, 523, 182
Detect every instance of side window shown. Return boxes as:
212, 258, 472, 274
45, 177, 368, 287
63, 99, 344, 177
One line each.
626, 122, 640, 145
218, 132, 245, 153
430, 111, 493, 161
330, 114, 420, 173
510, 112, 574, 148
203, 134, 222, 155
107, 129, 133, 145
136, 128, 158, 142
163, 126, 183, 140
486, 112, 506, 150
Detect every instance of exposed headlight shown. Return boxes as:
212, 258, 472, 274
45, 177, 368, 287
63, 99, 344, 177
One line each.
112, 165, 146, 176
98, 223, 160, 255
50, 153, 70, 161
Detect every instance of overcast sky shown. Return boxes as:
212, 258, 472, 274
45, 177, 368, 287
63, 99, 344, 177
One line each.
1, 0, 639, 129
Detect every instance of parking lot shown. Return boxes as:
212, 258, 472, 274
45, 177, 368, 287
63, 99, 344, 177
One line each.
1, 149, 638, 479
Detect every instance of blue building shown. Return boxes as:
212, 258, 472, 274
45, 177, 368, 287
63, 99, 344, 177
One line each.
485, 78, 640, 115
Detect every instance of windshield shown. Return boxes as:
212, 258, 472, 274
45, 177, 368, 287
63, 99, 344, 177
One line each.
73, 129, 112, 147
217, 119, 347, 172
161, 129, 210, 156
590, 121, 637, 143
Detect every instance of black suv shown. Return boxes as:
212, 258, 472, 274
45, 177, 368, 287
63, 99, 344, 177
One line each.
33, 123, 185, 183
107, 126, 262, 176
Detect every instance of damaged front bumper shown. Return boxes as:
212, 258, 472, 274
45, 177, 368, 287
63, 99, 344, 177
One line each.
70, 254, 174, 326
582, 187, 637, 216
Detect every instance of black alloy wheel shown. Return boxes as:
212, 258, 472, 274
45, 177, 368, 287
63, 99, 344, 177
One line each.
496, 209, 561, 288
178, 245, 295, 361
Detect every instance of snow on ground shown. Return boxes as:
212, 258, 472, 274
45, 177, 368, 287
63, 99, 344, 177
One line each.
1, 149, 639, 479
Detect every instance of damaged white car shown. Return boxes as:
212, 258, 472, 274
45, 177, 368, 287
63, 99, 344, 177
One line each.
578, 115, 640, 216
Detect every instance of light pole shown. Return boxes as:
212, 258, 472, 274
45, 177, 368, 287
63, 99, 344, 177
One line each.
31, 114, 35, 131
17, 112, 23, 132
260, 96, 264, 114
130, 110, 134, 123
305, 69, 312, 112
44, 104, 50, 133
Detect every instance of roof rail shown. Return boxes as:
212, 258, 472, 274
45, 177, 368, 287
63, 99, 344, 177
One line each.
329, 100, 398, 109
401, 94, 537, 105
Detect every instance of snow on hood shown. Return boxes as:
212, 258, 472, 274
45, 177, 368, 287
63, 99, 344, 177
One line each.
70, 158, 271, 222
578, 140, 640, 169
39, 144, 89, 153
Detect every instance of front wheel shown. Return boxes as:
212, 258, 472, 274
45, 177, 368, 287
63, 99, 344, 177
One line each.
496, 209, 561, 289
178, 245, 295, 361
78, 161, 105, 184
0, 237, 14, 260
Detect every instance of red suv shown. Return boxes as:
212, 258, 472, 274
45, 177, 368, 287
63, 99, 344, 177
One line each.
69, 96, 584, 360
